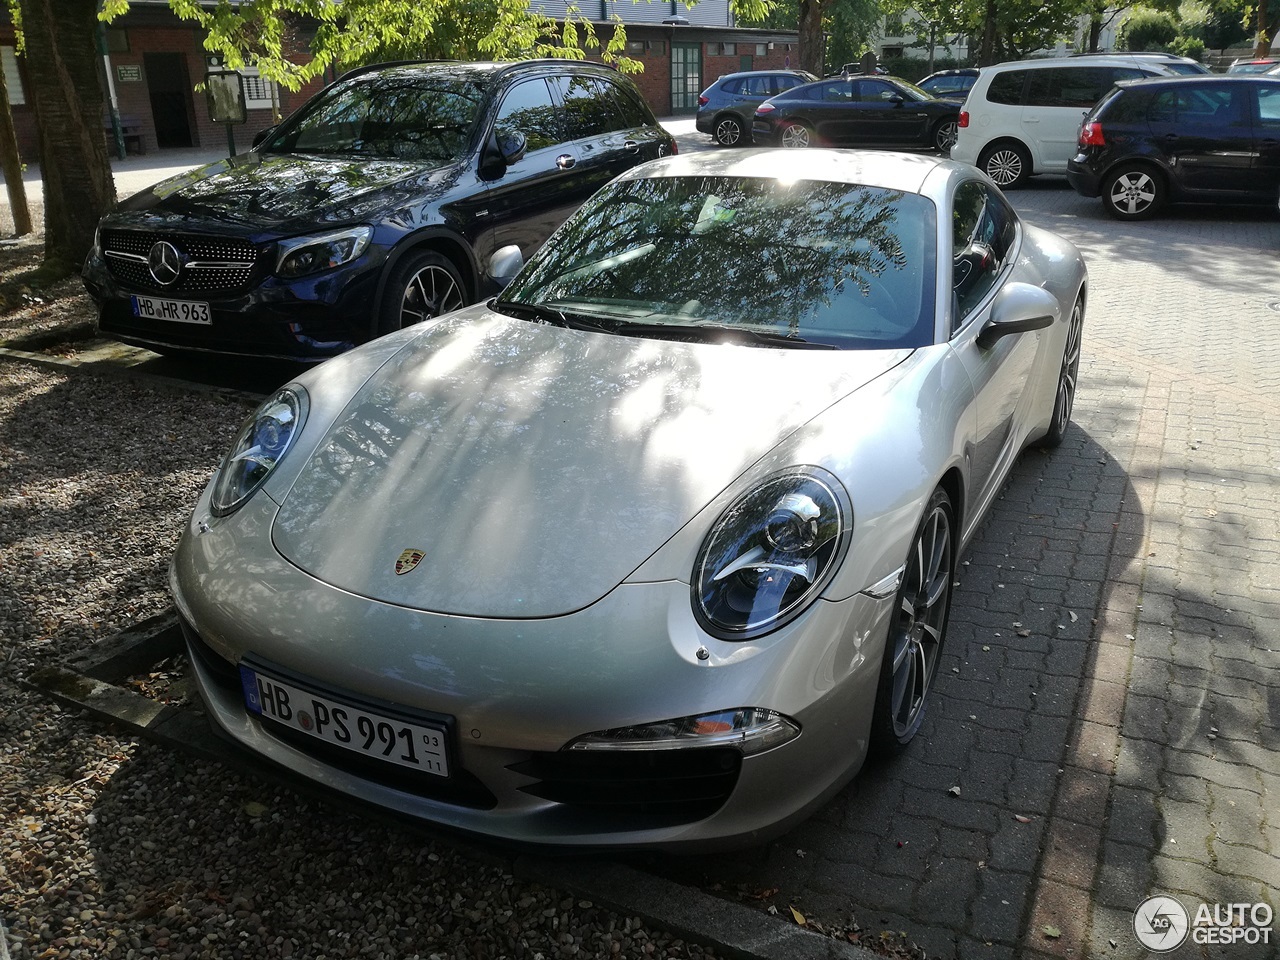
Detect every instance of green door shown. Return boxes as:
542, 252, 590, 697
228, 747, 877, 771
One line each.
671, 43, 702, 114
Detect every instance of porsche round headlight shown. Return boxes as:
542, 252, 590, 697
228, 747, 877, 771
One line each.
693, 467, 851, 640
210, 387, 307, 516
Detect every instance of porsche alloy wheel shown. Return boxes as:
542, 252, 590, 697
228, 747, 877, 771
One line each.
1103, 165, 1165, 221
379, 250, 466, 335
871, 487, 954, 753
1043, 294, 1084, 447
779, 122, 812, 149
714, 116, 745, 146
934, 119, 959, 153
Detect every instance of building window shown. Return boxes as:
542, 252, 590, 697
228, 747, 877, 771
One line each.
238, 67, 276, 110
719, 43, 736, 56
627, 40, 645, 53
1, 47, 24, 105
756, 43, 767, 56
649, 40, 666, 55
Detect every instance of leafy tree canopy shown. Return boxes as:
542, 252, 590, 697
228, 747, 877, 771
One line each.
99, 0, 777, 89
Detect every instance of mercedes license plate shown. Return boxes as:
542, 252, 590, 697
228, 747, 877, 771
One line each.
130, 295, 211, 325
240, 665, 450, 777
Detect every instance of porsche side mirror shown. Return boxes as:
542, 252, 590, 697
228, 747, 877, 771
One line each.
488, 245, 524, 288
977, 281, 1057, 349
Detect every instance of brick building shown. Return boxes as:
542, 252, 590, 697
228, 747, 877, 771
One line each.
2, 0, 798, 162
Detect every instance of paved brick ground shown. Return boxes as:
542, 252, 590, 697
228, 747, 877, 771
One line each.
652, 182, 1280, 959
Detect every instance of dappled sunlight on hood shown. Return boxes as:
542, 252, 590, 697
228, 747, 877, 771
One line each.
271, 310, 910, 617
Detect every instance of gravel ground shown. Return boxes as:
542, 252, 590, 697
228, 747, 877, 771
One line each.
0, 322, 730, 959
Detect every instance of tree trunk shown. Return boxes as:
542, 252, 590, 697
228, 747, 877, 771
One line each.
797, 0, 825, 76
18, 0, 116, 269
0, 49, 31, 236
1088, 16, 1103, 53
1257, 0, 1271, 56
979, 0, 999, 65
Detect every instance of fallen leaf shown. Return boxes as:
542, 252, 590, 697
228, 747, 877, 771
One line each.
948, 785, 961, 797
1069, 611, 1078, 623
744, 887, 779, 901
1014, 814, 1033, 824
243, 801, 269, 818
1017, 629, 1032, 638
1043, 926, 1062, 939
790, 906, 806, 926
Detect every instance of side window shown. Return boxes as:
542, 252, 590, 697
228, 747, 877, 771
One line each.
1258, 84, 1280, 125
1148, 90, 1178, 123
775, 75, 802, 93
556, 75, 625, 139
859, 80, 897, 102
1026, 68, 1111, 108
745, 76, 771, 96
721, 78, 743, 95
821, 81, 853, 102
495, 79, 563, 151
951, 181, 1016, 328
986, 70, 1026, 105
604, 78, 652, 129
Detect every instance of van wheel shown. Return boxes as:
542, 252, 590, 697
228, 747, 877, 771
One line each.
979, 143, 1030, 189
1103, 165, 1165, 221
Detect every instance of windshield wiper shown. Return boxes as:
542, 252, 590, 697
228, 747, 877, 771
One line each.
489, 298, 622, 333
609, 322, 837, 349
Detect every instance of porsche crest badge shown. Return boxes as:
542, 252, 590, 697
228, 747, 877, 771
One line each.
395, 548, 426, 575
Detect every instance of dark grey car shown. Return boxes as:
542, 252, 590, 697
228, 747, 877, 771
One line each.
696, 69, 817, 146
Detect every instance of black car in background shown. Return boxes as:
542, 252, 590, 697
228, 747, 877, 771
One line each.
917, 68, 979, 100
752, 75, 961, 152
1065, 75, 1280, 220
82, 60, 675, 360
695, 69, 817, 146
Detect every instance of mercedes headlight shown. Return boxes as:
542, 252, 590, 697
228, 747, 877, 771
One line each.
693, 467, 851, 640
210, 387, 307, 516
276, 226, 372, 279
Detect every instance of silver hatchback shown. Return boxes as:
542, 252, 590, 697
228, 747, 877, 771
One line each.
696, 69, 817, 146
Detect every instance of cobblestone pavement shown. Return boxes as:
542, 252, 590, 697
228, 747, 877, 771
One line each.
651, 183, 1280, 959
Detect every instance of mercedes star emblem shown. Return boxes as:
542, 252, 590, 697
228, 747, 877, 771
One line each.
147, 240, 182, 286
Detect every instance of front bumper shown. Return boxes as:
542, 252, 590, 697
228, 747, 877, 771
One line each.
82, 248, 388, 362
171, 485, 896, 849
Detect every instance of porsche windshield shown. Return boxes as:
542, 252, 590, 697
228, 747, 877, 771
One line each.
502, 175, 938, 349
264, 75, 483, 163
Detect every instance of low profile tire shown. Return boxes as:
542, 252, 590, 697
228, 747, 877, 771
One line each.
1102, 164, 1165, 221
779, 121, 812, 149
377, 249, 467, 336
978, 142, 1030, 189
870, 487, 955, 756
1041, 294, 1084, 448
714, 115, 745, 147
933, 118, 959, 153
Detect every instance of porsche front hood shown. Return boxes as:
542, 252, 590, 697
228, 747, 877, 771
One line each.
271, 310, 909, 617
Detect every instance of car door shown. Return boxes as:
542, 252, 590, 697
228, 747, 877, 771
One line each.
1147, 82, 1254, 195
945, 181, 1038, 507
476, 77, 587, 267
853, 79, 931, 144
1250, 81, 1280, 197
1022, 67, 1130, 172
809, 79, 857, 143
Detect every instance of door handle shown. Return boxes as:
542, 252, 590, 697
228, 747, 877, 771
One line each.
1023, 118, 1040, 124
556, 154, 576, 170
624, 139, 639, 153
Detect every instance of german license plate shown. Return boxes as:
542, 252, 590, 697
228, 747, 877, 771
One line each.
240, 665, 450, 777
130, 295, 211, 325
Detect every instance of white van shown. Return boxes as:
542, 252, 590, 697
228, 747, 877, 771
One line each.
951, 56, 1180, 187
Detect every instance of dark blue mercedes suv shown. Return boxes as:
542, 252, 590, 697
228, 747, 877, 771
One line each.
82, 60, 674, 360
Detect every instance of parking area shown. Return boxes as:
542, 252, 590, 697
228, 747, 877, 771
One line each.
1, 157, 1277, 960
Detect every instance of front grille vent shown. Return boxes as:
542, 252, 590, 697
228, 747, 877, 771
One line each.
102, 229, 260, 294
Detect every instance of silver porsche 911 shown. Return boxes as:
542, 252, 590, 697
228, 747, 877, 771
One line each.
172, 150, 1086, 849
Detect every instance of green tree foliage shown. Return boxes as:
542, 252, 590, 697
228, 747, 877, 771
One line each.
1118, 6, 1180, 47
883, 0, 1090, 64
739, 0, 880, 73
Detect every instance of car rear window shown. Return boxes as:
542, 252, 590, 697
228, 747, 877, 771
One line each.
986, 71, 1026, 105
